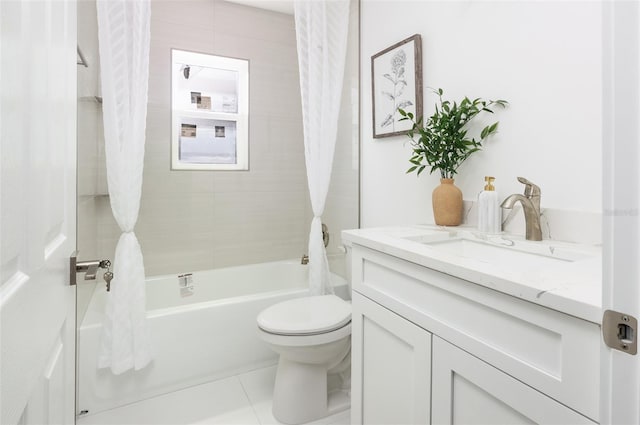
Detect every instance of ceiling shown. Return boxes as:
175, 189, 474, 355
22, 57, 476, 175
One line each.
224, 0, 294, 15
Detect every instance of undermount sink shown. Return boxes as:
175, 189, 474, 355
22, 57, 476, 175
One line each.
408, 232, 594, 270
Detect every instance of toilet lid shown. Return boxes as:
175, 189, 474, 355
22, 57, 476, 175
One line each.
257, 295, 351, 335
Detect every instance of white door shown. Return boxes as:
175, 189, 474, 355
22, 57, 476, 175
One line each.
601, 1, 640, 424
0, 0, 77, 424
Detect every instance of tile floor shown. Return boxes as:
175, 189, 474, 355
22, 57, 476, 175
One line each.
77, 366, 351, 425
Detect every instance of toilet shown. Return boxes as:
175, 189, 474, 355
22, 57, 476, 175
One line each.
257, 294, 352, 425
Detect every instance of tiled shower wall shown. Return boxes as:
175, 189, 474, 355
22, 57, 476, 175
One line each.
324, 0, 360, 273
89, 0, 359, 277
77, 0, 102, 321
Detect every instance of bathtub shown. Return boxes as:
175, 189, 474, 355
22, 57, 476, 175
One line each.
78, 259, 349, 417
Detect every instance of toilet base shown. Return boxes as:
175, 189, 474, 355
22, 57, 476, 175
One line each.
272, 357, 350, 424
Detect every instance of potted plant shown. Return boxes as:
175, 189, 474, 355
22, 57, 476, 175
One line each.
399, 88, 508, 226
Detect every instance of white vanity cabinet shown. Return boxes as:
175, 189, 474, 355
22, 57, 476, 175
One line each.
431, 337, 594, 424
351, 292, 431, 424
349, 243, 601, 425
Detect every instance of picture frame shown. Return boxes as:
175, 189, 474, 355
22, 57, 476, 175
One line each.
171, 49, 249, 170
371, 34, 423, 139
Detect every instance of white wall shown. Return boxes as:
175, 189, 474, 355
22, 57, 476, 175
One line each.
361, 1, 602, 228
94, 0, 308, 276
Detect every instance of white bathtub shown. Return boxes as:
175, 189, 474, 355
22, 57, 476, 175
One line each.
78, 259, 349, 417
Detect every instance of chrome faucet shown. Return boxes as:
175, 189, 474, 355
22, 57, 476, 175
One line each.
500, 177, 542, 241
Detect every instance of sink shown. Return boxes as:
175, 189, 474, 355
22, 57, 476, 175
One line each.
416, 235, 593, 269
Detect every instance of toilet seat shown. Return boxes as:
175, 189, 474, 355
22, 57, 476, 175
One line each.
258, 321, 352, 348
257, 295, 351, 336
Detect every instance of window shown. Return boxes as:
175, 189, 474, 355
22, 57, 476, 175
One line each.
171, 49, 249, 170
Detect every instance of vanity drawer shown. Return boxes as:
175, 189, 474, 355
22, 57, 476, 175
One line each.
351, 244, 601, 422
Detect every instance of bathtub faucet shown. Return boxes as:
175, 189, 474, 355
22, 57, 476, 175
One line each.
301, 224, 329, 265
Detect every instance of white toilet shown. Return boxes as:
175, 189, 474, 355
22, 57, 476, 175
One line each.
257, 294, 352, 425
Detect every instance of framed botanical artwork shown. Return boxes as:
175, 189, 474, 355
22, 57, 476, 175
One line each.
371, 34, 423, 139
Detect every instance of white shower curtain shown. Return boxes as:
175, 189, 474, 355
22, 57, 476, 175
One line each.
294, 0, 350, 296
96, 0, 152, 375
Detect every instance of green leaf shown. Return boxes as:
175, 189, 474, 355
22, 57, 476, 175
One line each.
404, 88, 507, 178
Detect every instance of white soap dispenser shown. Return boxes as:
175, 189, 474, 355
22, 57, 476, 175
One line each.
478, 176, 501, 234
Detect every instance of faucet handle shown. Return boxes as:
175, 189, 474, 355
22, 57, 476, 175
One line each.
517, 177, 540, 198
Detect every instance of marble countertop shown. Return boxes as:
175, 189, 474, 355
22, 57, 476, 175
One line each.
342, 225, 602, 324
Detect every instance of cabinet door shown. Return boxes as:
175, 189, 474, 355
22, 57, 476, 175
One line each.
431, 337, 595, 425
351, 292, 431, 425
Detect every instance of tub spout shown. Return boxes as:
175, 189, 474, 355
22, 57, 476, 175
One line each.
301, 255, 309, 265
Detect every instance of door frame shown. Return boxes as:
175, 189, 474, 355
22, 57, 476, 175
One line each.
600, 1, 640, 423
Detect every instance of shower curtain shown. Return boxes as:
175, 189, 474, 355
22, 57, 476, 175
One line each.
96, 0, 152, 374
294, 0, 350, 296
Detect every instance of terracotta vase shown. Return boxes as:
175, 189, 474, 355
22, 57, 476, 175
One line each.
432, 178, 463, 226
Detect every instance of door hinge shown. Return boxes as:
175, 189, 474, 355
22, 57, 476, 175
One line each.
602, 309, 637, 355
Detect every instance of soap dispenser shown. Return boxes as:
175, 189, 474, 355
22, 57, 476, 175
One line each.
478, 176, 501, 234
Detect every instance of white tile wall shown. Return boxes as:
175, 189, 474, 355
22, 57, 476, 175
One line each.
77, 0, 102, 322
89, 0, 360, 277
324, 0, 360, 262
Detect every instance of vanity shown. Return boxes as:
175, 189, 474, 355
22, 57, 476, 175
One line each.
342, 226, 601, 424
